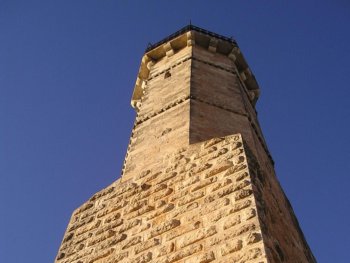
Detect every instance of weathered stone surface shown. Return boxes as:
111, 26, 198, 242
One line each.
221, 239, 243, 256
163, 243, 202, 263
56, 26, 315, 263
246, 232, 262, 244
56, 135, 270, 263
134, 238, 160, 254
223, 214, 241, 230
177, 226, 217, 248
131, 252, 152, 263
186, 251, 216, 263
149, 219, 181, 238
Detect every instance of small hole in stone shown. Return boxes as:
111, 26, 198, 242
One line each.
164, 71, 171, 79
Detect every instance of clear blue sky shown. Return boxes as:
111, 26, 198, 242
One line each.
1, 1, 349, 262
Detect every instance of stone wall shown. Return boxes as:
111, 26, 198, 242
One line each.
56, 135, 268, 263
122, 47, 192, 182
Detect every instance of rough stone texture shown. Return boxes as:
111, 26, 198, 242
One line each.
56, 135, 267, 263
56, 26, 316, 263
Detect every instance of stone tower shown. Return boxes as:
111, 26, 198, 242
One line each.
56, 25, 316, 263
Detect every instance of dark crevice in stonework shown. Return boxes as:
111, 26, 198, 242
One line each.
275, 243, 285, 262
164, 71, 171, 79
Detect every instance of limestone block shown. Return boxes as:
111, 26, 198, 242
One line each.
149, 219, 181, 238
177, 226, 217, 248
221, 239, 243, 256
185, 251, 216, 263
162, 244, 202, 263
134, 238, 161, 254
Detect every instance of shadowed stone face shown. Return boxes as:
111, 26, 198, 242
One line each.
55, 26, 315, 263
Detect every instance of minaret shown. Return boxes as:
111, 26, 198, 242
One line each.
56, 25, 316, 263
